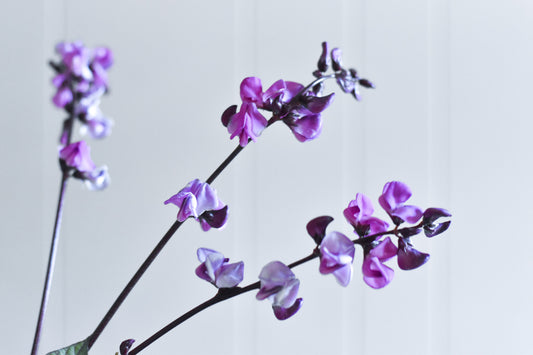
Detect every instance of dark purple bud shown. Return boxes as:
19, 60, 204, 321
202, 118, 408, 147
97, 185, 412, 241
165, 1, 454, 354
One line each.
221, 105, 237, 127
312, 70, 323, 78
424, 220, 451, 238
119, 339, 135, 355
317, 42, 330, 72
359, 78, 375, 89
423, 208, 452, 225
303, 93, 335, 114
331, 48, 343, 71
306, 216, 334, 244
200, 205, 229, 229
397, 238, 430, 270
349, 68, 359, 80
398, 226, 422, 238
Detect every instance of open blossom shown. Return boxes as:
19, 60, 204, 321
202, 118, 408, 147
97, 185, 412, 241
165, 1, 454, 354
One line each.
226, 77, 268, 147
379, 181, 423, 225
195, 248, 244, 288
319, 231, 355, 286
362, 237, 398, 289
59, 141, 96, 172
344, 193, 389, 237
164, 179, 228, 231
256, 261, 302, 320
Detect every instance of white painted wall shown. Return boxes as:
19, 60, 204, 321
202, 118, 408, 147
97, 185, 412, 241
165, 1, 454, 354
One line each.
2, 0, 532, 354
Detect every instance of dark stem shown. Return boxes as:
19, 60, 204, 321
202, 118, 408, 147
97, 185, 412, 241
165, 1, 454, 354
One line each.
30, 172, 69, 355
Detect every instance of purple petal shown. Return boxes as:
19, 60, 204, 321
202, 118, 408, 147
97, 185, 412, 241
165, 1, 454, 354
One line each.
423, 207, 452, 225
397, 238, 430, 270
362, 256, 395, 289
199, 205, 228, 231
332, 265, 353, 287
221, 105, 237, 127
369, 237, 398, 261
288, 114, 322, 142
331, 48, 343, 71
84, 165, 110, 191
319, 231, 355, 276
52, 74, 66, 88
53, 87, 73, 108
273, 298, 303, 320
227, 103, 267, 147
215, 261, 244, 288
58, 141, 95, 172
392, 205, 423, 224
176, 193, 197, 222
306, 215, 334, 244
380, 181, 412, 211
85, 116, 113, 139
119, 339, 135, 355
425, 220, 451, 237
303, 93, 335, 114
240, 77, 263, 104
317, 42, 330, 72
93, 46, 114, 69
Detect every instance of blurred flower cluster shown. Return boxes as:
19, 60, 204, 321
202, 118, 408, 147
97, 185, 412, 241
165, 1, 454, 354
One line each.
51, 41, 114, 190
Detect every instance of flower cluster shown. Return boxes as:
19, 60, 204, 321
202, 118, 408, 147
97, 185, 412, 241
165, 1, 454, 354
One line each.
51, 41, 114, 141
221, 42, 373, 147
308, 181, 451, 289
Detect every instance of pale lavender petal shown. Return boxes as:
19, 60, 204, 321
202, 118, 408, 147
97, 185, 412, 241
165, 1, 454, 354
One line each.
84, 116, 113, 139
84, 165, 110, 191
332, 264, 352, 287
176, 193, 197, 221
273, 278, 300, 308
93, 46, 114, 69
215, 261, 244, 288
331, 48, 343, 71
319, 231, 355, 279
52, 74, 66, 88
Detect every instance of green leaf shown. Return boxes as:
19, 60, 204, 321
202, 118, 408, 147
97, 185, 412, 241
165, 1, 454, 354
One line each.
46, 339, 88, 355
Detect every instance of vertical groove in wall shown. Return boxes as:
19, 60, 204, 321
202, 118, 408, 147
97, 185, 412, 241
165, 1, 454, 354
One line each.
427, 0, 452, 353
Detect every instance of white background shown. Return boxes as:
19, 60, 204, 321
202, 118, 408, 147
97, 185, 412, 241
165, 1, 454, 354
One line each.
1, 0, 532, 354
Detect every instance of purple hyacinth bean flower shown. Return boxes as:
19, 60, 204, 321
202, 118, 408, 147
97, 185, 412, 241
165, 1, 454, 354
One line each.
93, 46, 114, 70
164, 179, 228, 230
263, 79, 303, 109
226, 77, 268, 147
379, 181, 423, 225
257, 261, 302, 320
423, 208, 452, 237
362, 237, 398, 289
195, 248, 244, 288
319, 231, 355, 287
306, 215, 334, 245
59, 141, 96, 172
286, 111, 323, 142
52, 86, 74, 108
397, 238, 430, 270
344, 193, 389, 237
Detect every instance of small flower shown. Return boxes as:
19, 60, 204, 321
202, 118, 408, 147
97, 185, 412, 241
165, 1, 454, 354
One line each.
362, 237, 398, 289
422, 208, 452, 237
164, 179, 228, 231
256, 261, 302, 320
319, 231, 355, 286
397, 238, 429, 270
195, 248, 244, 288
226, 77, 268, 147
378, 181, 423, 225
344, 193, 389, 237
59, 141, 96, 172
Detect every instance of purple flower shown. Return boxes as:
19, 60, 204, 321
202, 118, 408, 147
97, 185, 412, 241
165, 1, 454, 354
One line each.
362, 237, 398, 289
263, 79, 334, 142
59, 141, 96, 172
319, 231, 355, 286
164, 179, 228, 231
422, 208, 452, 237
256, 261, 302, 320
226, 77, 268, 147
344, 193, 389, 237
195, 248, 244, 288
378, 181, 423, 225
397, 238, 430, 270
